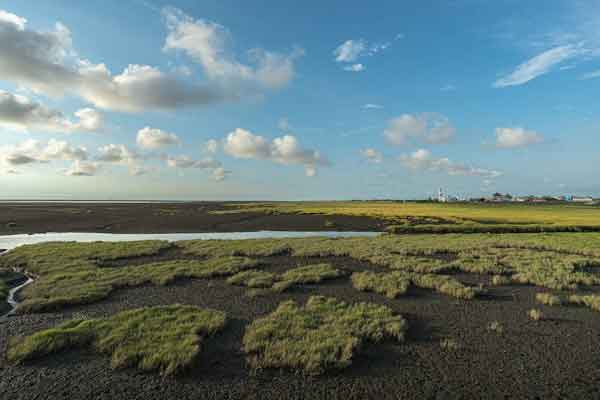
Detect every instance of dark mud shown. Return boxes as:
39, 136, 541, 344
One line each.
1, 254, 600, 399
0, 202, 386, 235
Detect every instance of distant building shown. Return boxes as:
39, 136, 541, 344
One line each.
438, 188, 447, 203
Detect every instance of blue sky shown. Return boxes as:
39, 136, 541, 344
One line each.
0, 0, 598, 200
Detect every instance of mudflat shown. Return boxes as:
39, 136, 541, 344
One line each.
0, 202, 384, 234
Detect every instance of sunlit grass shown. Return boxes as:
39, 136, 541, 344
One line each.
8, 305, 227, 376
243, 296, 407, 374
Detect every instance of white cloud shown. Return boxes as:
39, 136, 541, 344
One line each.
223, 128, 329, 176
400, 149, 502, 178
384, 113, 455, 146
212, 166, 230, 181
166, 155, 221, 169
223, 128, 271, 159
203, 139, 219, 154
0, 90, 103, 133
494, 127, 544, 148
0, 139, 88, 167
0, 8, 300, 112
0, 10, 26, 30
64, 160, 97, 176
334, 40, 367, 62
362, 103, 383, 109
580, 69, 600, 79
343, 63, 365, 72
97, 144, 139, 164
360, 148, 383, 163
162, 7, 302, 90
333, 36, 401, 71
493, 45, 583, 87
136, 126, 180, 149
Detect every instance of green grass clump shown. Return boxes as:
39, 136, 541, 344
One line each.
491, 275, 511, 286
272, 263, 344, 293
528, 308, 543, 321
8, 305, 226, 376
351, 271, 479, 300
410, 274, 480, 300
227, 270, 277, 288
243, 296, 407, 374
567, 295, 600, 312
351, 271, 410, 298
536, 292, 562, 306
280, 263, 343, 284
487, 321, 503, 334
16, 256, 257, 313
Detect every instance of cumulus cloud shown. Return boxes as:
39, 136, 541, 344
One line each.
136, 126, 180, 149
400, 149, 502, 178
494, 127, 544, 148
360, 148, 383, 163
493, 45, 583, 87
384, 113, 455, 146
223, 128, 329, 176
162, 7, 302, 90
96, 144, 139, 164
0, 8, 300, 112
64, 160, 97, 176
0, 139, 88, 167
0, 90, 103, 133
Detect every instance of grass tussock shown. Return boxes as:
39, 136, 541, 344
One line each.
536, 292, 562, 306
491, 275, 511, 286
528, 308, 543, 321
352, 271, 480, 300
14, 256, 256, 313
271, 264, 344, 293
243, 296, 407, 374
351, 271, 410, 299
8, 305, 226, 376
567, 295, 600, 312
440, 338, 460, 351
227, 270, 277, 288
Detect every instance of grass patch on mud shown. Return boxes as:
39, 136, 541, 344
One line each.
3, 232, 600, 313
8, 305, 227, 376
0, 241, 256, 313
351, 271, 480, 300
243, 296, 407, 375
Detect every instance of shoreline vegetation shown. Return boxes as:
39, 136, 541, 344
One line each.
3, 230, 600, 378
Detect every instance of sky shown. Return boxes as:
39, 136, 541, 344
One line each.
0, 0, 598, 200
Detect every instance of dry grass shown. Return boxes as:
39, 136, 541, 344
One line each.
536, 293, 562, 306
243, 296, 407, 374
8, 305, 227, 376
567, 295, 600, 312
528, 309, 543, 321
351, 271, 411, 299
227, 270, 277, 288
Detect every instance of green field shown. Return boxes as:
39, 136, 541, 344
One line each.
215, 201, 600, 232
